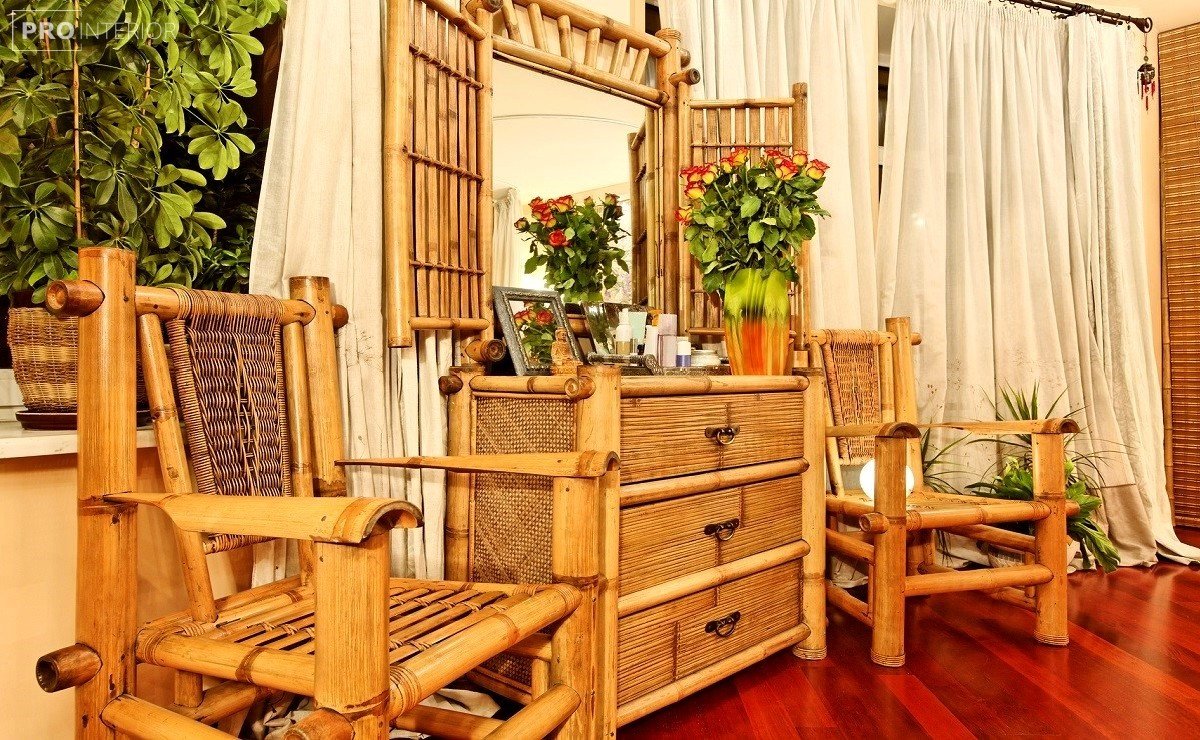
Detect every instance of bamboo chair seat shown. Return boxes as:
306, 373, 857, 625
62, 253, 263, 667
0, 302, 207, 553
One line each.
138, 578, 577, 720
828, 488, 1080, 525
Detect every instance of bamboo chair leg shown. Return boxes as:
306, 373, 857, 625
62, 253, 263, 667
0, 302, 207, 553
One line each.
907, 531, 933, 576
312, 533, 391, 738
795, 371, 827, 659
1032, 433, 1070, 646
870, 435, 908, 667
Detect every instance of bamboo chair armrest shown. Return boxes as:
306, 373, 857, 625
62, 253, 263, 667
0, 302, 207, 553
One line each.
105, 492, 422, 543
337, 451, 620, 479
826, 422, 920, 440
916, 419, 1080, 435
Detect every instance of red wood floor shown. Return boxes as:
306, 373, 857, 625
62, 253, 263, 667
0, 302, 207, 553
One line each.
621, 530, 1200, 739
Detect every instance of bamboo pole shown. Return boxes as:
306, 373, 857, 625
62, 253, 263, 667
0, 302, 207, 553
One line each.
510, 0, 669, 53
283, 321, 318, 579
791, 83, 810, 368
101, 695, 230, 740
825, 582, 873, 626
74, 246, 138, 738
492, 37, 666, 104
313, 533, 390, 738
446, 365, 479, 582
392, 704, 501, 737
795, 369, 827, 659
943, 524, 1036, 553
656, 28, 682, 316
291, 277, 347, 497
493, 684, 580, 739
384, 0, 414, 347
573, 365, 619, 739
138, 313, 218, 621
45, 280, 347, 328
617, 542, 808, 617
827, 528, 874, 564
619, 374, 807, 397
470, 373, 595, 399
1032, 433, 1070, 646
869, 434, 907, 667
619, 459, 807, 507
35, 644, 101, 693
904, 564, 1052, 597
476, 2, 496, 338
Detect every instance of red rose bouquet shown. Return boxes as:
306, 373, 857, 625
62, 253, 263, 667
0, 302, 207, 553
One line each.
515, 193, 628, 304
512, 302, 557, 366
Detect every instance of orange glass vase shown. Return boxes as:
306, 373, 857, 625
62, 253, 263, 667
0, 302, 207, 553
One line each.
723, 268, 792, 375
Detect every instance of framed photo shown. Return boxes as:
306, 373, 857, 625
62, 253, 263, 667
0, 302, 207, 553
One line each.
492, 287, 583, 376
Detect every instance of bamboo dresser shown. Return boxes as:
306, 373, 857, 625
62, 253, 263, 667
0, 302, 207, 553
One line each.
442, 364, 826, 734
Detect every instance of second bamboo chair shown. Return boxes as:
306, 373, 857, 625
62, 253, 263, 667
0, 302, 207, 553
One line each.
813, 317, 1079, 667
36, 247, 607, 739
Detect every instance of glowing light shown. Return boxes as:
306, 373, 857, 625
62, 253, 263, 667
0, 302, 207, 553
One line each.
859, 459, 916, 501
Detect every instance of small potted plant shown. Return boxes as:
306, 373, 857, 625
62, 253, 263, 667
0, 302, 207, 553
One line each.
677, 147, 828, 374
515, 193, 628, 352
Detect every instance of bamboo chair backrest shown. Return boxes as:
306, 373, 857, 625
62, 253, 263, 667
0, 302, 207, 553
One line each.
140, 288, 322, 621
810, 316, 923, 497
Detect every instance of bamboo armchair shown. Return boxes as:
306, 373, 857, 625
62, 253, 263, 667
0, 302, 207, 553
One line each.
812, 317, 1080, 667
36, 247, 607, 739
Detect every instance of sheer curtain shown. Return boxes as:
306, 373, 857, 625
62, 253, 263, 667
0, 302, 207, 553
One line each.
491, 186, 522, 286
880, 0, 1197, 564
250, 0, 450, 581
659, 0, 877, 328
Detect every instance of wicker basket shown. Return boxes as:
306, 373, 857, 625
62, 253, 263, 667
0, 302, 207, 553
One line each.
7, 306, 79, 412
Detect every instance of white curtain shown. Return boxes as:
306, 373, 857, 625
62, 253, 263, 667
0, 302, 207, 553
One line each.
250, 0, 450, 580
659, 0, 877, 328
492, 186, 522, 286
880, 0, 1197, 564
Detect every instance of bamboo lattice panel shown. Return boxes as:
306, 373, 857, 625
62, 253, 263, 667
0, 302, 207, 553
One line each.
1161, 23, 1200, 527
629, 121, 665, 307
683, 95, 808, 334
408, 0, 488, 331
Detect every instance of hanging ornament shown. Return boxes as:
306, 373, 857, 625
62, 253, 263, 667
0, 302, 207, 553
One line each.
1138, 30, 1157, 110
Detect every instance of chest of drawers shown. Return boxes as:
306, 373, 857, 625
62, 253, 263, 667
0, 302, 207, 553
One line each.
443, 364, 826, 735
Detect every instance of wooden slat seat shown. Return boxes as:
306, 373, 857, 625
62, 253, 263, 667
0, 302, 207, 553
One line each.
138, 580, 578, 720
828, 489, 1081, 527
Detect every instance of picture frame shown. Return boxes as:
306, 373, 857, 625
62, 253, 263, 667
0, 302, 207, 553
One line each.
492, 287, 584, 376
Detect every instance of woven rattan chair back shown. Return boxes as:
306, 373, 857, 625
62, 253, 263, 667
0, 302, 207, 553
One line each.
810, 317, 923, 496
140, 288, 310, 620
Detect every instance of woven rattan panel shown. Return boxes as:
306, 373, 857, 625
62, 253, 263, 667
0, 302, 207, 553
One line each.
820, 332, 883, 463
472, 395, 575, 685
1161, 23, 1200, 527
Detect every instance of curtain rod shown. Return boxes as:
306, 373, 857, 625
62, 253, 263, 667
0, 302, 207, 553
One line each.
1002, 0, 1152, 33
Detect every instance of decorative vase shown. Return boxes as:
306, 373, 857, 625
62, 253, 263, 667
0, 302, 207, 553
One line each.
722, 268, 792, 375
581, 300, 619, 355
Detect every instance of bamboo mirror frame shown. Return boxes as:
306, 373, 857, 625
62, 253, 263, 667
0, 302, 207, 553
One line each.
382, 0, 697, 348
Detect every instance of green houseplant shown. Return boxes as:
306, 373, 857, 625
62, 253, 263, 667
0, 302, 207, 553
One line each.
678, 147, 828, 374
965, 386, 1121, 572
0, 1, 281, 422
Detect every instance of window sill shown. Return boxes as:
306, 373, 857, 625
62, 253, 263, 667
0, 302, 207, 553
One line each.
0, 421, 157, 461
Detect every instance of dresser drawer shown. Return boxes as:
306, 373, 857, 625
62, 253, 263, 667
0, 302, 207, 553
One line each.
619, 392, 804, 483
616, 560, 802, 705
619, 475, 804, 594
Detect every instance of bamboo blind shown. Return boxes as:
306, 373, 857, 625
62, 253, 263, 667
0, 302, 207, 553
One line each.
682, 88, 809, 341
1160, 22, 1200, 527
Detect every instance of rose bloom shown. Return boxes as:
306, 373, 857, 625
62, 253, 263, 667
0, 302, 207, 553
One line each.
548, 229, 570, 247
514, 309, 530, 325
684, 184, 706, 200
514, 217, 529, 230
791, 150, 809, 168
604, 193, 619, 206
806, 159, 829, 179
719, 147, 750, 172
765, 148, 789, 165
552, 195, 574, 212
536, 309, 553, 324
675, 206, 692, 224
774, 158, 800, 181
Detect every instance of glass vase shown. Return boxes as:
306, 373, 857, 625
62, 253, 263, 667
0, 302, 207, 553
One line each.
581, 301, 619, 355
722, 268, 792, 375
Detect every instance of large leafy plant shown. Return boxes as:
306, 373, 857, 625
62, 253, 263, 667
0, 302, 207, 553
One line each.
0, 0, 283, 303
678, 147, 828, 294
516, 194, 627, 304
965, 385, 1121, 572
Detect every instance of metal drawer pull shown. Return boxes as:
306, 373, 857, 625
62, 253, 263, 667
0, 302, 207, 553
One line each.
704, 425, 740, 445
703, 518, 741, 541
705, 611, 741, 638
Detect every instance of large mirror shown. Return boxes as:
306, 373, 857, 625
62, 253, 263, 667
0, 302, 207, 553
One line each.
492, 65, 652, 306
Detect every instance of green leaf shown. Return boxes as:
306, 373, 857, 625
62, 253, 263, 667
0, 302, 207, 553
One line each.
0, 156, 18, 187
739, 195, 761, 219
747, 221, 765, 244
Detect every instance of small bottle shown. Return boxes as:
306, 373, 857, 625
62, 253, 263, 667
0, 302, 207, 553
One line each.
643, 324, 659, 357
676, 338, 692, 368
614, 311, 632, 355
